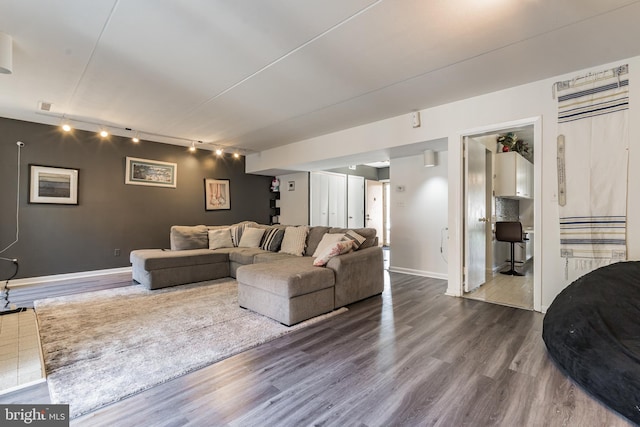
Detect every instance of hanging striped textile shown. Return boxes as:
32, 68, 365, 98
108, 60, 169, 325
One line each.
556, 64, 629, 279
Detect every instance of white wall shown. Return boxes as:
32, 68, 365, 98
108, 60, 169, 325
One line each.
389, 152, 448, 279
248, 55, 640, 311
276, 172, 309, 225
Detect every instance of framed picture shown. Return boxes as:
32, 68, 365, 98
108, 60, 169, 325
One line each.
125, 157, 177, 188
29, 165, 79, 205
204, 179, 230, 210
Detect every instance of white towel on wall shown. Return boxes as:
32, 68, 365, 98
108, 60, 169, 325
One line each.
556, 65, 629, 280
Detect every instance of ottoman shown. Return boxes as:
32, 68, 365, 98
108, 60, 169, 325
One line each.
130, 249, 229, 289
236, 257, 335, 326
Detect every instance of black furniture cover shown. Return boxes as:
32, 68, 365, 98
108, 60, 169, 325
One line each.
542, 261, 640, 424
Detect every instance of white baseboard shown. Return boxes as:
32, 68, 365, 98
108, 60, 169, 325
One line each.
8, 267, 132, 288
388, 266, 447, 280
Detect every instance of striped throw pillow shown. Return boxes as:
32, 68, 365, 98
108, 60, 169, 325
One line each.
260, 228, 285, 252
342, 230, 366, 250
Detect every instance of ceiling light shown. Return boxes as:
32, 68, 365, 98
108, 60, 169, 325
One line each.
132, 132, 140, 143
0, 32, 13, 74
61, 123, 72, 132
189, 142, 196, 153
99, 129, 109, 138
215, 148, 223, 156
233, 152, 240, 159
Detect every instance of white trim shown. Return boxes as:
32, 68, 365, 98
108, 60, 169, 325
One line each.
452, 116, 543, 312
8, 266, 132, 287
388, 266, 448, 280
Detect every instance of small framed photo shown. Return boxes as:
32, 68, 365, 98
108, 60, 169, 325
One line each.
204, 179, 231, 210
125, 157, 177, 188
29, 165, 79, 205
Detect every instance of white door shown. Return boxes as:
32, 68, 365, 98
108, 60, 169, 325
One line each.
347, 175, 365, 228
365, 180, 384, 244
328, 174, 346, 227
310, 172, 329, 226
464, 138, 490, 292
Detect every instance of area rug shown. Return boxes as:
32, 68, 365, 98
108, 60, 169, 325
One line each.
34, 279, 346, 418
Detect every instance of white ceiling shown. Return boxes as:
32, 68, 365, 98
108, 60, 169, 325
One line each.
1, 0, 640, 154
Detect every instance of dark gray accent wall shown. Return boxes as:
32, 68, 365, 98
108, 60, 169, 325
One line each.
0, 117, 272, 279
378, 167, 389, 180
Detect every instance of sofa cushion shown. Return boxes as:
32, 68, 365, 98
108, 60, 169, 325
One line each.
170, 225, 208, 250
329, 227, 377, 249
305, 226, 331, 256
342, 230, 366, 250
313, 240, 354, 266
312, 232, 345, 257
253, 251, 296, 263
208, 228, 234, 250
280, 226, 309, 256
228, 247, 267, 264
238, 227, 265, 248
236, 257, 335, 298
260, 227, 285, 252
131, 249, 228, 270
230, 221, 258, 247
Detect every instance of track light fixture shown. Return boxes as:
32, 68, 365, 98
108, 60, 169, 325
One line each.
215, 148, 223, 156
62, 123, 72, 132
233, 152, 240, 159
189, 142, 196, 153
99, 129, 109, 138
132, 132, 140, 143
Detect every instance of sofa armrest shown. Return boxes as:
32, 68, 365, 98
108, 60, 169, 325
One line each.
326, 246, 384, 308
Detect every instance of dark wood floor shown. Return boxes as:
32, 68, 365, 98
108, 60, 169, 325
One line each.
0, 271, 632, 426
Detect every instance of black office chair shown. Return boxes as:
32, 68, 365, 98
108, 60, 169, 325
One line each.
495, 221, 525, 276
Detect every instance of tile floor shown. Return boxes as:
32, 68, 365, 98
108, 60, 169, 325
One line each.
0, 309, 45, 394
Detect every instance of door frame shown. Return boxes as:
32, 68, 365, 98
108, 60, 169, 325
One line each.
448, 116, 542, 312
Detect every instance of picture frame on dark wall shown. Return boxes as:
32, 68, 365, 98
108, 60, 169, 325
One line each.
29, 165, 79, 205
204, 178, 231, 210
125, 157, 177, 188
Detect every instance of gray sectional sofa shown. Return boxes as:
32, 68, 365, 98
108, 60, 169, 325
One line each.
130, 222, 384, 325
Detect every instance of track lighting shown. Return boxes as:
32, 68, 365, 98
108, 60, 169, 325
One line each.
423, 149, 436, 167
132, 132, 140, 143
99, 129, 109, 138
189, 142, 196, 153
215, 148, 223, 156
233, 152, 240, 159
62, 123, 72, 132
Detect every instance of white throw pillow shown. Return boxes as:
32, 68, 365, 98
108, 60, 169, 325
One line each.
313, 240, 354, 266
208, 228, 234, 250
312, 233, 345, 257
279, 226, 309, 256
238, 227, 265, 248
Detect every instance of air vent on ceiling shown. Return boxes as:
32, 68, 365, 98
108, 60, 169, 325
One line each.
38, 101, 53, 111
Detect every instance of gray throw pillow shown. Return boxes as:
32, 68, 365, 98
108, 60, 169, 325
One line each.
170, 225, 208, 250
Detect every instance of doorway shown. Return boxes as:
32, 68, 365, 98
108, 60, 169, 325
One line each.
460, 119, 540, 311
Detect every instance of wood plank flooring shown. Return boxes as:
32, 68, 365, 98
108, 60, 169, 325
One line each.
0, 271, 632, 426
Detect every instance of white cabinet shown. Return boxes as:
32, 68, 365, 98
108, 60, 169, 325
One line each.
494, 152, 533, 199
310, 172, 346, 227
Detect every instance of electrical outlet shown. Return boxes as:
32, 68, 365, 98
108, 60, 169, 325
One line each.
114, 249, 121, 256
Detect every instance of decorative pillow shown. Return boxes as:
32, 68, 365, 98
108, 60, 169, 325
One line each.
313, 240, 354, 267
312, 233, 345, 257
279, 226, 309, 256
238, 227, 265, 248
230, 223, 249, 247
342, 230, 367, 250
208, 228, 233, 250
260, 227, 285, 252
170, 225, 208, 250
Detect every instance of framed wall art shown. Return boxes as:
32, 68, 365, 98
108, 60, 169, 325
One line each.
204, 178, 230, 210
29, 165, 79, 205
125, 157, 177, 188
